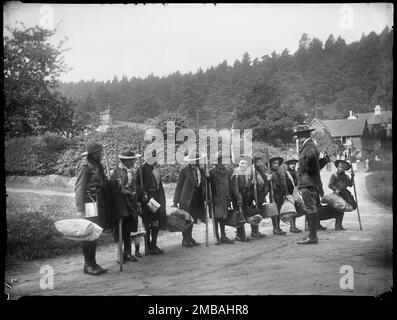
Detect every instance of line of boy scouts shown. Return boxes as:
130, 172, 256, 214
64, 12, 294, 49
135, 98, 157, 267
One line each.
75, 124, 357, 276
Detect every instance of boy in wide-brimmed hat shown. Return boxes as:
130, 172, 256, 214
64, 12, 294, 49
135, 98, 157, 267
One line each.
75, 140, 108, 275
136, 149, 167, 255
268, 156, 287, 235
173, 149, 208, 247
284, 157, 303, 233
328, 159, 357, 231
110, 147, 144, 263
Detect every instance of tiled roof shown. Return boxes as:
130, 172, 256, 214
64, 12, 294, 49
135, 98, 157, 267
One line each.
311, 119, 367, 137
356, 111, 392, 125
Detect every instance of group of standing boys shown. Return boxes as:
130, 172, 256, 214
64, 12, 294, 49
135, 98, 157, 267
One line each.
75, 124, 357, 276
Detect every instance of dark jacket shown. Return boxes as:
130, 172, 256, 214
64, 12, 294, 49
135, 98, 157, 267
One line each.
209, 165, 232, 220
75, 158, 119, 230
75, 159, 106, 214
231, 171, 252, 208
253, 165, 270, 205
285, 167, 298, 195
271, 166, 287, 210
110, 165, 145, 231
297, 138, 328, 190
173, 165, 207, 222
136, 162, 167, 230
328, 172, 353, 192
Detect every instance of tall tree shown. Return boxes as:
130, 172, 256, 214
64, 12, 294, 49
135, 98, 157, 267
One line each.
4, 24, 75, 137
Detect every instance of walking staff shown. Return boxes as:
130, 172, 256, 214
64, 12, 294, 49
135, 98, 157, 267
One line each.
205, 154, 218, 244
204, 161, 209, 247
138, 142, 150, 254
252, 158, 258, 209
348, 149, 363, 231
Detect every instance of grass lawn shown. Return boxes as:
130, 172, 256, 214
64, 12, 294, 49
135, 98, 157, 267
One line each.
365, 171, 393, 208
6, 184, 178, 263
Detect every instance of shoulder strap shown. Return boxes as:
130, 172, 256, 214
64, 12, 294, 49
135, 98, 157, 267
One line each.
286, 170, 296, 188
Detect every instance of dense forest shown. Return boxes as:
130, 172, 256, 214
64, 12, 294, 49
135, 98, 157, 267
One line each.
58, 28, 393, 144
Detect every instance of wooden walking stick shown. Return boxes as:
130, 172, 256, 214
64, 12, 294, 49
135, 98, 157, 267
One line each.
267, 150, 280, 231
206, 155, 218, 243
252, 157, 258, 209
204, 162, 210, 247
138, 142, 149, 256
349, 149, 363, 231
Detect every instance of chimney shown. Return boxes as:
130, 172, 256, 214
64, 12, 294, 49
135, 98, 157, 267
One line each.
347, 110, 357, 119
374, 105, 382, 115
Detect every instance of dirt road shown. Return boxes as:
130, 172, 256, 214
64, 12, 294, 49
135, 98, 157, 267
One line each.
5, 171, 392, 296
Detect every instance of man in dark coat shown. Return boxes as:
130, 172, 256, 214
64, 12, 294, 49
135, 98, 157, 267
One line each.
173, 150, 207, 247
209, 153, 234, 245
75, 141, 108, 276
110, 148, 144, 263
294, 125, 330, 244
136, 149, 167, 255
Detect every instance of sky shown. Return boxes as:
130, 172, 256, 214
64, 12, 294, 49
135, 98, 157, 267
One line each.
4, 2, 393, 83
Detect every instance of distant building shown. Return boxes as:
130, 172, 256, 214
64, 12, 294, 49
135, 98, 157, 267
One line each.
355, 105, 392, 140
96, 106, 150, 133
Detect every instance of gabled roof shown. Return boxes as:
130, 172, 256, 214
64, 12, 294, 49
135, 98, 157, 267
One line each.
311, 118, 368, 137
356, 111, 392, 125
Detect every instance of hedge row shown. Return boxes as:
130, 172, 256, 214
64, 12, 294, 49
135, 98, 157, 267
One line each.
5, 132, 84, 176
5, 128, 290, 183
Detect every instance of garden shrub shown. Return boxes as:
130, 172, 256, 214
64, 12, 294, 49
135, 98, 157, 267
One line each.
6, 210, 114, 260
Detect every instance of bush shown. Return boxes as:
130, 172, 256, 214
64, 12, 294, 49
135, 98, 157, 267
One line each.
7, 211, 82, 260
5, 132, 82, 176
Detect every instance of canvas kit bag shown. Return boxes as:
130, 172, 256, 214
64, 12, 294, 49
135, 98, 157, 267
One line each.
280, 195, 297, 223
54, 218, 103, 241
166, 207, 194, 232
321, 193, 353, 212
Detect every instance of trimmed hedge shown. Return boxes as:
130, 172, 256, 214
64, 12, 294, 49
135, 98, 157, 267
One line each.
5, 127, 289, 183
5, 132, 84, 176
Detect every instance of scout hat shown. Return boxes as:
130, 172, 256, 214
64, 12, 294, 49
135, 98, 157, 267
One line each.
81, 140, 103, 156
292, 124, 316, 136
285, 156, 299, 165
269, 156, 284, 165
118, 147, 141, 160
334, 159, 351, 170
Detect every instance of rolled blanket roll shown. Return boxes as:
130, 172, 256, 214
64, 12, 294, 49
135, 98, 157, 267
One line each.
54, 218, 103, 241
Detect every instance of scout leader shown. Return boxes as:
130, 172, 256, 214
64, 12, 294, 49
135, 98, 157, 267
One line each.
136, 149, 167, 255
328, 159, 357, 231
110, 148, 145, 263
293, 124, 330, 245
208, 152, 234, 245
75, 140, 108, 276
173, 150, 207, 247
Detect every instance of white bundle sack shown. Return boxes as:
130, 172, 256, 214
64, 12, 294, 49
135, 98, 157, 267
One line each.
169, 207, 194, 222
54, 219, 103, 241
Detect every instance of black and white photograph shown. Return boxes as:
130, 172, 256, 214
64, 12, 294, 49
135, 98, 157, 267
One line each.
3, 3, 393, 301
